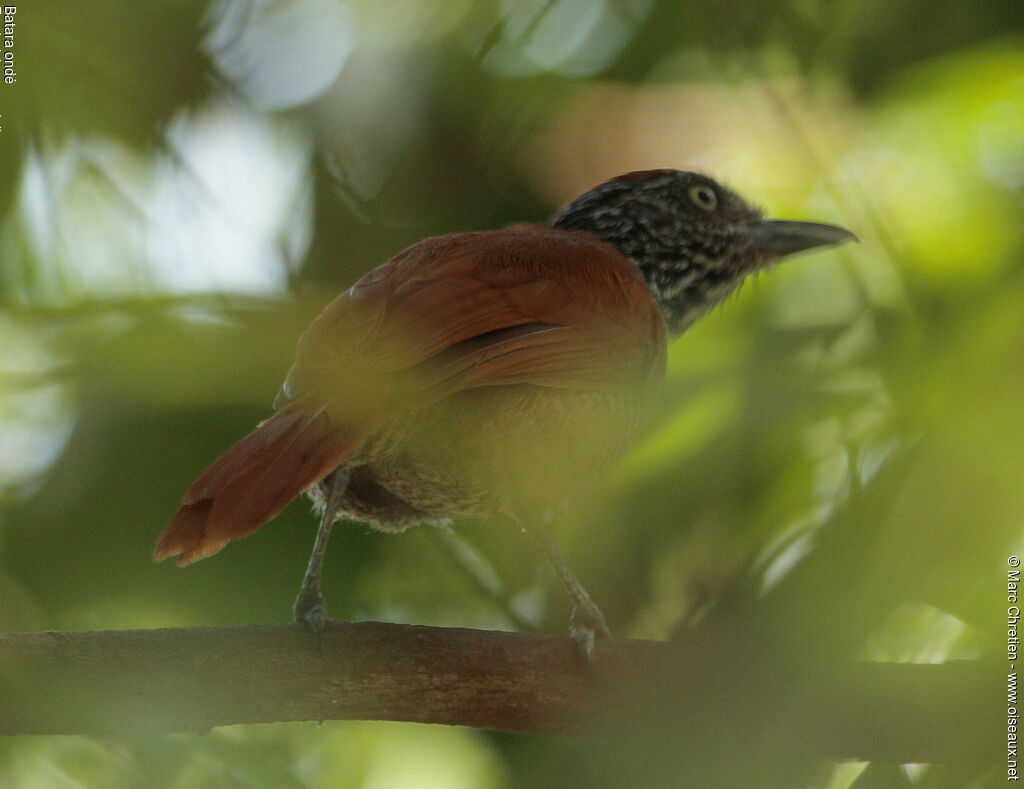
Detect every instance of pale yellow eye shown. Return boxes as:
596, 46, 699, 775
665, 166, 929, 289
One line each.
689, 184, 717, 211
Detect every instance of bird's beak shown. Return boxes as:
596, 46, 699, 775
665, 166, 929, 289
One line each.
751, 220, 858, 260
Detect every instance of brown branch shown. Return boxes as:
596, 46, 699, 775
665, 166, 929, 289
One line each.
0, 622, 1001, 764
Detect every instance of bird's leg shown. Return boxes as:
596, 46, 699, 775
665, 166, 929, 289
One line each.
293, 468, 350, 633
522, 519, 611, 659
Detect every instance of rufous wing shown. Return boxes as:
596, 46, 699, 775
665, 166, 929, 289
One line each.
285, 228, 667, 400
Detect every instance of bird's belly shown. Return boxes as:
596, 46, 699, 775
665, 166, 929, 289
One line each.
311, 385, 646, 531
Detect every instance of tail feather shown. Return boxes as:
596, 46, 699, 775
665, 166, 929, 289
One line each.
185, 407, 308, 502
155, 405, 365, 566
206, 408, 346, 537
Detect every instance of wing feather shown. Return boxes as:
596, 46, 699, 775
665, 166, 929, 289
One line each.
280, 228, 666, 408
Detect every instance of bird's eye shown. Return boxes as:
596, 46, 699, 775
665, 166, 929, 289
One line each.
688, 185, 717, 211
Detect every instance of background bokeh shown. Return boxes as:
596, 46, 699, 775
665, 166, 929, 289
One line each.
1, 1, 1022, 786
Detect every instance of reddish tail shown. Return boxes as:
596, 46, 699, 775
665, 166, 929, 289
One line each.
154, 404, 365, 566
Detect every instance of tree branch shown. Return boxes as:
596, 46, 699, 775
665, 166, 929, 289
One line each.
0, 622, 1001, 764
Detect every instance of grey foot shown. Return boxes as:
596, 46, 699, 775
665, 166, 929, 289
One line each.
570, 599, 611, 660
294, 584, 328, 632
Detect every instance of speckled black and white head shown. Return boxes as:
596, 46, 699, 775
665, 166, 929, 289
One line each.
551, 169, 856, 335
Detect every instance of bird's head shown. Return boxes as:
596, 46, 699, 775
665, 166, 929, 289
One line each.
551, 169, 856, 335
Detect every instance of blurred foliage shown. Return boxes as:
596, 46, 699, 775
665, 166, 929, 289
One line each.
1, 0, 1022, 787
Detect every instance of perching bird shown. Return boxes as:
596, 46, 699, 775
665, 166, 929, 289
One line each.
155, 169, 855, 654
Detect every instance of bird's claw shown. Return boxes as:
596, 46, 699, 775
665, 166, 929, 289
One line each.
294, 585, 328, 652
570, 600, 611, 661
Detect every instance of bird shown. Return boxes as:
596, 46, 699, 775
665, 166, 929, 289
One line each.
154, 169, 855, 654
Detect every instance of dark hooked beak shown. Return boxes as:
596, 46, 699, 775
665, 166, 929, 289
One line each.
751, 220, 858, 259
